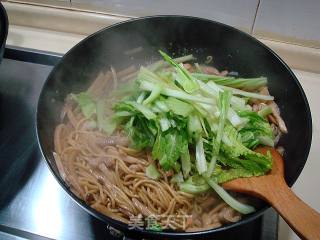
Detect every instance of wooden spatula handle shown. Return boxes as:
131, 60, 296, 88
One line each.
266, 179, 320, 240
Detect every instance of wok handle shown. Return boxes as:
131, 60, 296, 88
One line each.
266, 181, 320, 240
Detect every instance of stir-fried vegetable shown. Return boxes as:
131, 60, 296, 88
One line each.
71, 92, 96, 118
72, 51, 278, 214
146, 163, 161, 180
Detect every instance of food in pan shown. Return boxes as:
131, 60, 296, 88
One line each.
53, 51, 287, 231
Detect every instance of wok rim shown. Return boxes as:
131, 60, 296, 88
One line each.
0, 2, 9, 62
36, 15, 312, 238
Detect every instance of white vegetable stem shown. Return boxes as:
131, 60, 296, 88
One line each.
140, 81, 214, 104
195, 138, 207, 174
221, 85, 274, 101
205, 177, 256, 214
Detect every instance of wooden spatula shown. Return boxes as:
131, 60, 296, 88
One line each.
223, 147, 320, 240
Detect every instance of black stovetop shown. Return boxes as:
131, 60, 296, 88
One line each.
0, 47, 278, 240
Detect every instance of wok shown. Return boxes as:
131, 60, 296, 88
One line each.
37, 16, 312, 239
0, 2, 8, 63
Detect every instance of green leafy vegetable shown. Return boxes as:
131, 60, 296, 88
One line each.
159, 50, 199, 93
143, 84, 162, 105
164, 97, 194, 117
195, 137, 207, 174
179, 175, 211, 194
140, 80, 213, 104
220, 123, 272, 172
193, 73, 267, 91
159, 117, 171, 132
221, 85, 274, 101
152, 129, 187, 171
180, 143, 191, 178
238, 111, 275, 148
114, 101, 156, 120
171, 172, 184, 183
217, 152, 271, 177
71, 92, 96, 118
148, 53, 195, 72
146, 163, 161, 180
214, 168, 253, 183
188, 114, 203, 139
258, 105, 272, 118
179, 181, 210, 194
125, 116, 155, 150
96, 98, 105, 130
207, 90, 232, 176
204, 176, 256, 214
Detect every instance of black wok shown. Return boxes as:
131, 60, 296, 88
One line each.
37, 16, 312, 239
0, 2, 8, 63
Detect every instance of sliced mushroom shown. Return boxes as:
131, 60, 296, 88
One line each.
252, 103, 267, 112
201, 65, 220, 75
277, 146, 285, 156
88, 156, 115, 168
268, 102, 288, 133
219, 70, 228, 76
218, 207, 241, 223
183, 63, 194, 72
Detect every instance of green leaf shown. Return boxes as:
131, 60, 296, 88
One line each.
143, 84, 162, 105
159, 50, 199, 93
114, 101, 156, 120
71, 92, 96, 118
204, 176, 256, 214
180, 141, 191, 178
179, 182, 210, 194
164, 97, 194, 117
207, 90, 232, 176
258, 105, 272, 118
171, 172, 184, 183
152, 129, 187, 171
221, 85, 274, 101
214, 168, 254, 183
100, 117, 118, 135
219, 123, 273, 176
146, 163, 161, 180
96, 98, 117, 135
148, 54, 195, 72
187, 115, 202, 137
238, 111, 274, 148
125, 116, 156, 150
192, 73, 267, 91
195, 137, 207, 174
110, 80, 140, 99
221, 124, 250, 158
159, 117, 171, 132
140, 80, 214, 104
179, 175, 211, 194
218, 153, 271, 176
239, 131, 260, 149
